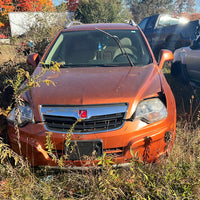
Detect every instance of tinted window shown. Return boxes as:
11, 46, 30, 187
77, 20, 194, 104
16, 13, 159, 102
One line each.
157, 15, 189, 28
44, 29, 153, 67
138, 17, 149, 30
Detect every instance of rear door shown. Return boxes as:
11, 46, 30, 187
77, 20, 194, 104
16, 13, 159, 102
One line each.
185, 37, 200, 83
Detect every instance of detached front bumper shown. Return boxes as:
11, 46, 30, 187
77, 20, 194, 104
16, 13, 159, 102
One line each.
7, 117, 176, 167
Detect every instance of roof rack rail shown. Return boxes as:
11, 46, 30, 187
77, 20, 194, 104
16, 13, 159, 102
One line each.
65, 21, 82, 29
129, 19, 137, 26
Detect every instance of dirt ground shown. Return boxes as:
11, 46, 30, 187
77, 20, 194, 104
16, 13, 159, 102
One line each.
0, 44, 16, 64
0, 43, 27, 65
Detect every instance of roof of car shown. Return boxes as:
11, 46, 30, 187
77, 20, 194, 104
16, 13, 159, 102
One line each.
62, 22, 138, 32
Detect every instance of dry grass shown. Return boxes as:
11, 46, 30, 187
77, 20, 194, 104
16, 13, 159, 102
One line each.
0, 43, 27, 65
0, 44, 16, 65
0, 123, 199, 199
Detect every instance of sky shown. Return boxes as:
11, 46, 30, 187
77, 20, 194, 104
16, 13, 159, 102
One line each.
52, 0, 62, 6
196, 0, 200, 12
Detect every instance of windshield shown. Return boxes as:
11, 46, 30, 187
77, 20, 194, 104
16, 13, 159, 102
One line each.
44, 29, 153, 67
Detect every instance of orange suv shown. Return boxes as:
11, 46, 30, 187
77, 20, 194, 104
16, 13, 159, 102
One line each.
7, 21, 176, 167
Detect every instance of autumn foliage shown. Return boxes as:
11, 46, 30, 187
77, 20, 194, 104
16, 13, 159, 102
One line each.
0, 0, 54, 27
17, 0, 54, 12
0, 0, 15, 15
180, 12, 200, 21
67, 0, 80, 12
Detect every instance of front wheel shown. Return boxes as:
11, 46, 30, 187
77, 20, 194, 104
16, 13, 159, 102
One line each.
171, 61, 190, 84
181, 64, 190, 85
171, 61, 181, 77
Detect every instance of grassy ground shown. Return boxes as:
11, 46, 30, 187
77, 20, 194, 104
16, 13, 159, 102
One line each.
0, 48, 200, 199
0, 123, 199, 199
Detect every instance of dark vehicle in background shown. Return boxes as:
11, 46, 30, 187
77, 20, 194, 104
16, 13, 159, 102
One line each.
171, 35, 200, 87
139, 14, 200, 58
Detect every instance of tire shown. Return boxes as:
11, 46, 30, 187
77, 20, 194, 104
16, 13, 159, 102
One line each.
171, 61, 182, 77
181, 64, 190, 85
171, 61, 190, 84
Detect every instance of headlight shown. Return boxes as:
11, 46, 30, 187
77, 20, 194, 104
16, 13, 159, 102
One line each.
135, 98, 168, 123
7, 102, 34, 126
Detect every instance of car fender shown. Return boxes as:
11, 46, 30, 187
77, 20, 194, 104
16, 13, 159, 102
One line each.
171, 48, 185, 77
173, 48, 186, 64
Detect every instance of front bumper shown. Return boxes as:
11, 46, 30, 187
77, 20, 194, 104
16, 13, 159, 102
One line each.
7, 117, 176, 167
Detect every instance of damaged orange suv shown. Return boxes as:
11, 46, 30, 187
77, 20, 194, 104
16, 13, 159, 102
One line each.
7, 21, 176, 167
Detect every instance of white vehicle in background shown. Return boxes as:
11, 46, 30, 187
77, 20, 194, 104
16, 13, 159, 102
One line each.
171, 35, 200, 87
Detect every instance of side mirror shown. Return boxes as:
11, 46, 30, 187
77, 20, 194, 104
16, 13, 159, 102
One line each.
158, 49, 174, 69
27, 53, 39, 69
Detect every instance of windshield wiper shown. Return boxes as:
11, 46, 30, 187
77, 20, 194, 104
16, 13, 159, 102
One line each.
95, 28, 134, 67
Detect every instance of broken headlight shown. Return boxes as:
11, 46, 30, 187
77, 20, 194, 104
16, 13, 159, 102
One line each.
135, 98, 168, 124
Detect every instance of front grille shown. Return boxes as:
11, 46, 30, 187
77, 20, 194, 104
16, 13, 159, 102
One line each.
40, 104, 127, 134
43, 113, 124, 133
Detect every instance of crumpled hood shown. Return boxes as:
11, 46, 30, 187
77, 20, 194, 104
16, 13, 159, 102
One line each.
24, 64, 162, 120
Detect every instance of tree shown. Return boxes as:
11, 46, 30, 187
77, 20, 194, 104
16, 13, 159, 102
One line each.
125, 0, 173, 23
0, 0, 54, 27
17, 0, 54, 11
0, 0, 15, 26
74, 0, 131, 23
178, 12, 200, 21
0, 0, 15, 14
174, 0, 196, 14
55, 0, 80, 12
0, 0, 54, 37
55, 2, 68, 12
66, 0, 79, 11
